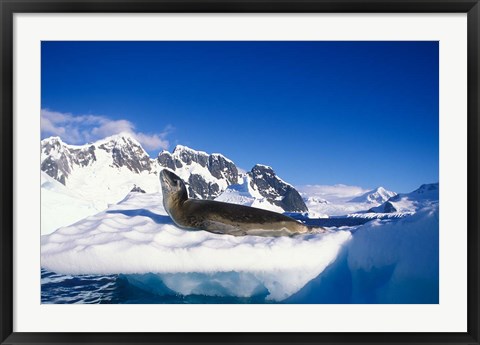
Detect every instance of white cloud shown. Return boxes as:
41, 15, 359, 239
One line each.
41, 109, 172, 151
89, 119, 135, 139
40, 116, 66, 136
133, 132, 169, 151
296, 184, 370, 201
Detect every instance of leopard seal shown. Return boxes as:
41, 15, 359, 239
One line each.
159, 169, 319, 237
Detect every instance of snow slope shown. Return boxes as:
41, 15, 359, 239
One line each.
41, 172, 103, 235
41, 192, 351, 301
214, 175, 285, 213
59, 140, 161, 206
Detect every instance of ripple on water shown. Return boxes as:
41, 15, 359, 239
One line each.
41, 268, 272, 304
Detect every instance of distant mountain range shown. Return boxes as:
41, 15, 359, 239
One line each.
368, 183, 439, 214
299, 185, 399, 218
349, 187, 397, 204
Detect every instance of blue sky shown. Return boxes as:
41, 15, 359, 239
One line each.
41, 41, 438, 193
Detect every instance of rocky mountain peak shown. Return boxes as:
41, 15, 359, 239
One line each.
94, 133, 143, 154
97, 133, 152, 173
250, 164, 275, 177
41, 133, 153, 185
41, 137, 98, 185
157, 146, 238, 200
172, 145, 209, 168
41, 136, 68, 158
41, 135, 63, 146
248, 164, 307, 212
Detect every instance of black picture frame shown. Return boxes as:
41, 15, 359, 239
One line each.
1, 1, 479, 344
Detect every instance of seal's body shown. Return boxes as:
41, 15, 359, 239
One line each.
159, 169, 312, 237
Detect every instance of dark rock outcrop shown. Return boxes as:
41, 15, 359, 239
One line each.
41, 137, 97, 185
99, 136, 152, 173
130, 185, 146, 193
248, 164, 308, 213
41, 134, 152, 186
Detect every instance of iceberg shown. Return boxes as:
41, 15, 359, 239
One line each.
287, 204, 439, 303
41, 192, 351, 301
41, 188, 439, 303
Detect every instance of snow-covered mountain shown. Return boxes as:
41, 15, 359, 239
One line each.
369, 183, 439, 214
298, 184, 397, 217
41, 134, 153, 185
215, 174, 282, 212
348, 187, 396, 204
40, 134, 307, 227
215, 165, 308, 213
158, 149, 307, 213
157, 145, 238, 200
41, 134, 161, 214
247, 164, 307, 212
41, 133, 239, 201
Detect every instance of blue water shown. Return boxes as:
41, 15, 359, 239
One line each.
41, 269, 274, 304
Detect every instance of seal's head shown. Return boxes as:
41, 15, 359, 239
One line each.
159, 170, 188, 215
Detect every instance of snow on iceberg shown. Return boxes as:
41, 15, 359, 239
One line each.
348, 205, 439, 303
41, 192, 352, 301
287, 204, 439, 303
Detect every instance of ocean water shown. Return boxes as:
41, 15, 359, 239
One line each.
41, 269, 273, 304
